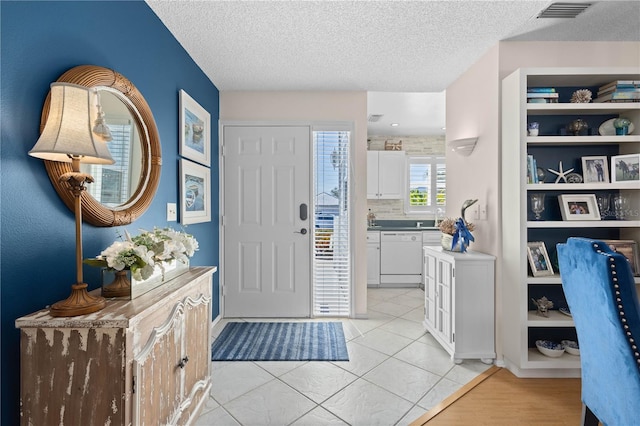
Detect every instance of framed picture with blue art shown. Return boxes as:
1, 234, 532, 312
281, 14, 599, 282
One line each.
179, 89, 210, 167
180, 159, 211, 224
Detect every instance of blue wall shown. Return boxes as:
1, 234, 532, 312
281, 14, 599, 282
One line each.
0, 1, 220, 422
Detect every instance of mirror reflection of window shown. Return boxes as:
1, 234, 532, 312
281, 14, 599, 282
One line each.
81, 90, 143, 208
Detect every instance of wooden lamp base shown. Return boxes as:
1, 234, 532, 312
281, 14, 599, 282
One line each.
49, 283, 106, 317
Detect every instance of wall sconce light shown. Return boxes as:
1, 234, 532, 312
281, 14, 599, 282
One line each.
447, 137, 478, 157
29, 82, 114, 317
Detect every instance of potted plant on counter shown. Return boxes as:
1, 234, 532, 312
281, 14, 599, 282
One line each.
85, 227, 198, 298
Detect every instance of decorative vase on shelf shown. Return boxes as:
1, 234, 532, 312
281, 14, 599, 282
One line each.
613, 118, 631, 135
567, 119, 588, 136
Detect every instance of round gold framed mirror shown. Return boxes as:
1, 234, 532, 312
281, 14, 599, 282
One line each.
40, 65, 161, 226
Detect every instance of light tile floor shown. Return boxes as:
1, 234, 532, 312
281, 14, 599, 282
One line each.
196, 287, 492, 426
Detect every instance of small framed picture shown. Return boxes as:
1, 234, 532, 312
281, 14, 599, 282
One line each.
179, 89, 211, 167
581, 156, 609, 183
180, 159, 211, 225
611, 153, 640, 183
558, 194, 601, 221
601, 240, 640, 276
527, 241, 555, 277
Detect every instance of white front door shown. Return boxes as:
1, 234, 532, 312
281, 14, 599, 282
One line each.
223, 125, 311, 317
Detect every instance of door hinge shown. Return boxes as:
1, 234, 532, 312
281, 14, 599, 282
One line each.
452, 333, 455, 343
452, 267, 455, 278
132, 375, 136, 394
221, 215, 225, 226
221, 144, 226, 157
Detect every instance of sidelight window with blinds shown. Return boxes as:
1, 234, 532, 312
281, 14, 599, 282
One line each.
312, 129, 351, 317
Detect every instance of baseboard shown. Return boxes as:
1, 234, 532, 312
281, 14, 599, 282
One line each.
210, 315, 222, 341
503, 358, 581, 378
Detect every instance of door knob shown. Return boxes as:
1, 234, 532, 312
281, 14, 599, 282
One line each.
295, 228, 307, 235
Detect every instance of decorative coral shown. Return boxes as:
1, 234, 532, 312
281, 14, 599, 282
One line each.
438, 217, 475, 236
570, 89, 592, 103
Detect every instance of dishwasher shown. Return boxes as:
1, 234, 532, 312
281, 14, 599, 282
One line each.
380, 231, 422, 286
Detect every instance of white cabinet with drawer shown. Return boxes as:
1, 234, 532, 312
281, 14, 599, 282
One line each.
423, 247, 495, 364
367, 231, 381, 287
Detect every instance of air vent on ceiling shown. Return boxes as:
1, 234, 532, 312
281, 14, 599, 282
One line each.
537, 2, 592, 18
368, 114, 384, 123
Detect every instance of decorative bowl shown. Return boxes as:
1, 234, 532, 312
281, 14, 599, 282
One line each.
536, 340, 565, 358
562, 340, 580, 356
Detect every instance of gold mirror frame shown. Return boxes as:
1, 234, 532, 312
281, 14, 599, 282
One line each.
40, 65, 161, 226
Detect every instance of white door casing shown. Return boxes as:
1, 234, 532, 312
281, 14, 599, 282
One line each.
222, 125, 311, 317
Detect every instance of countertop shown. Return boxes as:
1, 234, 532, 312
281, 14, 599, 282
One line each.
366, 220, 439, 232
367, 226, 439, 232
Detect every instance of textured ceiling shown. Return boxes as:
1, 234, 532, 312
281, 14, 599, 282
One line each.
146, 0, 640, 135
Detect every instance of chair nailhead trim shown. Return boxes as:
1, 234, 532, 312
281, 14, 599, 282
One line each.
598, 247, 640, 372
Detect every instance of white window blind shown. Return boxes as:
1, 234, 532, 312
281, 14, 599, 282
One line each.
313, 130, 350, 317
406, 156, 446, 213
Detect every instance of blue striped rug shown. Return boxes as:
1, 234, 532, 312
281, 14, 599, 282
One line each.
211, 321, 349, 361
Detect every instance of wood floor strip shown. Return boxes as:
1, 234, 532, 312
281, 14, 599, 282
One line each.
410, 366, 582, 426
410, 365, 501, 426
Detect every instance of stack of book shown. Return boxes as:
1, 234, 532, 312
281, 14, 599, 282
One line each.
527, 87, 558, 103
527, 155, 539, 184
594, 80, 640, 103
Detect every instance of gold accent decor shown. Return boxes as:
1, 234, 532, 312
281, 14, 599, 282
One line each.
102, 270, 131, 298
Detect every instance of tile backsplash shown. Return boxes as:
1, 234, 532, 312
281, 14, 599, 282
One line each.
367, 135, 445, 220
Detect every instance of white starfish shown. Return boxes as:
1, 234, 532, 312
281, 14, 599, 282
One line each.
547, 161, 574, 183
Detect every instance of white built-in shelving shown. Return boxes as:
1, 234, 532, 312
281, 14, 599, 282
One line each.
501, 67, 640, 378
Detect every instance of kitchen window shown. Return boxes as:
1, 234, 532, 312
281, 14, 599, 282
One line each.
406, 156, 446, 213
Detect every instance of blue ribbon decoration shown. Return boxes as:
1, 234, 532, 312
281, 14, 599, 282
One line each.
451, 218, 474, 252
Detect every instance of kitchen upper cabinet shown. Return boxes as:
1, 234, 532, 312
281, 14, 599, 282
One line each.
367, 151, 405, 199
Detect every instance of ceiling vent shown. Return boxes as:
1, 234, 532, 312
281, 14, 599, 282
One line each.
368, 114, 384, 123
537, 2, 592, 18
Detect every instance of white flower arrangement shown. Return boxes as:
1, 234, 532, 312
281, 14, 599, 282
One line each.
85, 227, 199, 281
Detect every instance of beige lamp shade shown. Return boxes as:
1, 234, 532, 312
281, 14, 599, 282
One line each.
29, 83, 115, 165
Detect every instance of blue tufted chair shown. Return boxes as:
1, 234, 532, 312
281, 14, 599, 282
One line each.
557, 237, 640, 426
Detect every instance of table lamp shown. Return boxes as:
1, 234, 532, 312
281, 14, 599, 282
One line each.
29, 82, 115, 317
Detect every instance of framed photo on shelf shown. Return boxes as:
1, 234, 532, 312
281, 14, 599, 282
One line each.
180, 159, 211, 225
611, 153, 640, 184
179, 89, 211, 167
581, 155, 609, 183
558, 194, 600, 221
601, 240, 640, 276
527, 241, 555, 277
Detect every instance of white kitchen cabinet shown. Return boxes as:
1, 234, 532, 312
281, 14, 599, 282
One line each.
367, 231, 381, 287
367, 151, 405, 199
16, 267, 216, 426
423, 246, 495, 364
